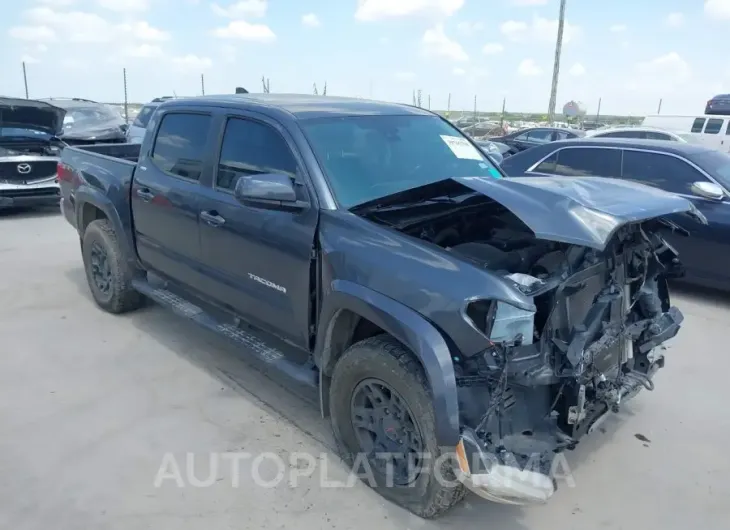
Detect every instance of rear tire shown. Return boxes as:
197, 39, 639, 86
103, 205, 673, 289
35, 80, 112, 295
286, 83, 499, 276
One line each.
81, 219, 143, 314
329, 335, 466, 518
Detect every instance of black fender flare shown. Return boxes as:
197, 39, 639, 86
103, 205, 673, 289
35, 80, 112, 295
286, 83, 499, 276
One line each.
74, 186, 137, 268
316, 280, 460, 446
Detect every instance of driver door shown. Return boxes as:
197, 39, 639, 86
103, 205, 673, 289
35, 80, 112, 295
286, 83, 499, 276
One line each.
620, 149, 730, 285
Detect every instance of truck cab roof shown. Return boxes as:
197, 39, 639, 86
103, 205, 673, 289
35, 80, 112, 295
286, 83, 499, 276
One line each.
158, 93, 435, 120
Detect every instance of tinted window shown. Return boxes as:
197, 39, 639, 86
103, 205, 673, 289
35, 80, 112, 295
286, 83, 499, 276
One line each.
132, 105, 157, 128
622, 150, 707, 194
531, 152, 558, 174
691, 118, 706, 133
151, 113, 211, 181
553, 148, 622, 177
216, 118, 298, 191
599, 130, 640, 139
687, 150, 730, 190
526, 130, 553, 143
644, 131, 672, 140
301, 115, 500, 208
554, 130, 572, 140
705, 118, 724, 134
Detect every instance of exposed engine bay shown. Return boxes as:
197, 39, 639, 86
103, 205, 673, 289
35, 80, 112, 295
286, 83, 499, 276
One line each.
385, 198, 685, 476
0, 143, 62, 158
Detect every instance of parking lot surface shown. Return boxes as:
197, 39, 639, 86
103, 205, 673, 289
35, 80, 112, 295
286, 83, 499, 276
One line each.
1, 209, 729, 530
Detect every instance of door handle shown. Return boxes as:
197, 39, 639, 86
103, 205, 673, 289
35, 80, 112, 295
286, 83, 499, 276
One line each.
136, 188, 155, 202
200, 210, 226, 227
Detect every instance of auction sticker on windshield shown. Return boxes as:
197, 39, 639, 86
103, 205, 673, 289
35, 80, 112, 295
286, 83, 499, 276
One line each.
440, 135, 483, 161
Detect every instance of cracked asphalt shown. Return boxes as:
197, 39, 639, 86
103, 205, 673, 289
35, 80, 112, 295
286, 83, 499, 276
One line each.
1, 208, 728, 530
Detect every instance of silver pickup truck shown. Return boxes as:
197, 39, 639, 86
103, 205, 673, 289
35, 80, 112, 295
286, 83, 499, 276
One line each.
0, 97, 65, 210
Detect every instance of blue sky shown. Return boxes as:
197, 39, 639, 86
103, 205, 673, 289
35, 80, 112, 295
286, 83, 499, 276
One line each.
1, 0, 729, 115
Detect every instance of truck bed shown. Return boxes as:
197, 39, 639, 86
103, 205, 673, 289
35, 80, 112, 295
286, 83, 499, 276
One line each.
68, 142, 141, 162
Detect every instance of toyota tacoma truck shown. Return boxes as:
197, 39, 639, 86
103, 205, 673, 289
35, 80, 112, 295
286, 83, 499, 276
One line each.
59, 94, 702, 517
1, 97, 66, 209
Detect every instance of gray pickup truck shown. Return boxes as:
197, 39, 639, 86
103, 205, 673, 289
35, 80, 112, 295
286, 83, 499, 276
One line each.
59, 94, 701, 517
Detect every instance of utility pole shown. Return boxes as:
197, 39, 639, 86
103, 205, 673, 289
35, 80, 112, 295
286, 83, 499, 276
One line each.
417, 89, 422, 108
428, 94, 431, 110
201, 74, 205, 95
22, 61, 29, 99
500, 97, 506, 127
123, 68, 128, 122
447, 93, 451, 117
547, 0, 567, 124
596, 97, 602, 124
657, 98, 663, 115
473, 94, 477, 121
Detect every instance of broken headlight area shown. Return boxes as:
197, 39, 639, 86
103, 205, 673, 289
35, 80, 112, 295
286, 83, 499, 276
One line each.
454, 223, 685, 502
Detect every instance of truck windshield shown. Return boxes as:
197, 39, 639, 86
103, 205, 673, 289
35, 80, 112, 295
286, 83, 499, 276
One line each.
300, 114, 500, 208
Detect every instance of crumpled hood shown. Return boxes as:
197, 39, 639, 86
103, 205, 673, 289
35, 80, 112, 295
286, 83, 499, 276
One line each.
455, 175, 707, 250
0, 97, 66, 135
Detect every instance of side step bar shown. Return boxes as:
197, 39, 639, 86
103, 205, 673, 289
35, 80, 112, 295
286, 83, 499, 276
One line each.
132, 279, 319, 388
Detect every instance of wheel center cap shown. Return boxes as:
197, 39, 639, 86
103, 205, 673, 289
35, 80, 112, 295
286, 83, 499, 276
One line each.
382, 416, 399, 441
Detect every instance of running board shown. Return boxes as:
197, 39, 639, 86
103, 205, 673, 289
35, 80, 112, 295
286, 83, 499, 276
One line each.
131, 278, 318, 388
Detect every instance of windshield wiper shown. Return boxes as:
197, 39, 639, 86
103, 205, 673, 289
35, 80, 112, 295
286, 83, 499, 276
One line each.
361, 196, 463, 213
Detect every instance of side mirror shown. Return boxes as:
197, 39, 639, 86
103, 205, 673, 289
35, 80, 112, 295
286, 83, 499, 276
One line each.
690, 181, 724, 201
234, 173, 304, 210
120, 123, 129, 133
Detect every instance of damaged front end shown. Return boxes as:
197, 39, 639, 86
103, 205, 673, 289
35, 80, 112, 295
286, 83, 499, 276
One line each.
452, 223, 685, 504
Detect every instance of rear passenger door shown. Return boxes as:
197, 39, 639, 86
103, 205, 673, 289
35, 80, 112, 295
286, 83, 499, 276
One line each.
196, 114, 318, 348
620, 149, 730, 282
132, 110, 214, 290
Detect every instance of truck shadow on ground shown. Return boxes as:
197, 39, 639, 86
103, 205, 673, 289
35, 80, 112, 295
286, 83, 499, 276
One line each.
63, 265, 644, 529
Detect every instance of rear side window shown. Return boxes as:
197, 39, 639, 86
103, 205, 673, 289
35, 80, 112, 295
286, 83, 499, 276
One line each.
622, 150, 707, 194
132, 105, 156, 128
525, 129, 553, 143
599, 130, 640, 139
704, 118, 724, 134
644, 131, 673, 140
216, 117, 298, 191
553, 148, 622, 178
151, 112, 212, 181
691, 118, 706, 133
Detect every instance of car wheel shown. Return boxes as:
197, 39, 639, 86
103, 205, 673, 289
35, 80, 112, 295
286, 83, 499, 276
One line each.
82, 219, 144, 314
329, 335, 466, 518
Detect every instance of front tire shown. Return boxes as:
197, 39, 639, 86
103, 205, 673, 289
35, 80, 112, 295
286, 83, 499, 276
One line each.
81, 219, 143, 314
329, 335, 466, 518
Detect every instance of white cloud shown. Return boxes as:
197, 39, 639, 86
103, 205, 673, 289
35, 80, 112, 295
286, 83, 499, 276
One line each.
456, 21, 484, 35
10, 6, 170, 44
636, 52, 690, 81
511, 0, 548, 5
705, 0, 730, 19
21, 54, 41, 64
118, 21, 171, 41
302, 13, 321, 28
569, 63, 586, 76
394, 71, 416, 81
212, 20, 276, 42
355, 0, 464, 21
37, 0, 76, 5
9, 25, 56, 42
609, 24, 627, 32
501, 16, 581, 44
97, 0, 149, 12
37, 43, 49, 53
211, 0, 268, 18
172, 54, 213, 72
422, 24, 469, 62
121, 44, 164, 58
665, 12, 685, 27
452, 67, 466, 75
482, 42, 503, 55
517, 58, 542, 76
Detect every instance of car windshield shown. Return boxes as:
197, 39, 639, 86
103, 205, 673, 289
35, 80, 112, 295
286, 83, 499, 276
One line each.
132, 105, 157, 128
690, 150, 730, 189
300, 114, 501, 208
